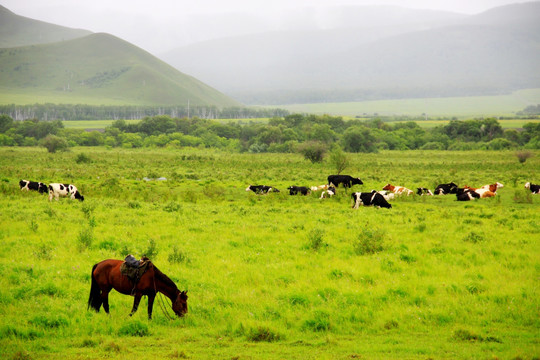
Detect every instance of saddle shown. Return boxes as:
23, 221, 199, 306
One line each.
120, 255, 151, 293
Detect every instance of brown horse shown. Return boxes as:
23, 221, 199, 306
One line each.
88, 259, 188, 319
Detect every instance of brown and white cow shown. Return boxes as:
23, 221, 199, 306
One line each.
382, 183, 413, 196
48, 183, 84, 201
480, 182, 504, 193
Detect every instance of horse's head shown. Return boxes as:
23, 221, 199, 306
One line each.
173, 290, 188, 317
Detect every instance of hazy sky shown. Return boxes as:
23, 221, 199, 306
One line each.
2, 0, 528, 53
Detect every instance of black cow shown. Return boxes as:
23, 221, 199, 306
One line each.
416, 187, 433, 196
456, 190, 480, 201
434, 182, 458, 195
525, 182, 540, 194
351, 191, 392, 209
287, 186, 310, 196
245, 185, 279, 194
328, 175, 363, 188
19, 180, 48, 194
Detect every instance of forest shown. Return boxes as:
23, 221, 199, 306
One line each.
0, 113, 539, 155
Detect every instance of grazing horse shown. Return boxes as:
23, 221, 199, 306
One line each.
88, 258, 188, 319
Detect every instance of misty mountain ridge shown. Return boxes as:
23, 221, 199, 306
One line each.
161, 2, 540, 105
0, 6, 239, 107
0, 5, 92, 48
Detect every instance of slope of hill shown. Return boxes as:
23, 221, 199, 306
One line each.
160, 2, 540, 105
0, 32, 241, 107
0, 5, 92, 48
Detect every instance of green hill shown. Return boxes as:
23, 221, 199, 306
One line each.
0, 5, 92, 48
0, 32, 241, 107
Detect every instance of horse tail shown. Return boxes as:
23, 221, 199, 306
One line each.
88, 264, 102, 312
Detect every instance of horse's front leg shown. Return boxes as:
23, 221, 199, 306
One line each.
130, 293, 143, 317
147, 293, 156, 320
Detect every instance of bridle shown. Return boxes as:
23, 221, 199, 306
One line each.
152, 270, 176, 320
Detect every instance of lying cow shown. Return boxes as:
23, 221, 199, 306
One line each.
287, 186, 310, 196
434, 182, 458, 195
19, 180, 48, 194
352, 191, 392, 209
480, 182, 504, 193
327, 175, 363, 188
245, 185, 279, 194
310, 184, 329, 191
48, 183, 84, 201
320, 186, 336, 199
377, 190, 395, 201
456, 189, 480, 201
382, 183, 413, 196
416, 187, 433, 196
525, 182, 540, 194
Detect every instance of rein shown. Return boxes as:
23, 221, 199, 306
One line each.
152, 270, 176, 321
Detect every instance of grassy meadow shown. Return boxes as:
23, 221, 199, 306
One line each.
0, 147, 538, 360
275, 88, 540, 118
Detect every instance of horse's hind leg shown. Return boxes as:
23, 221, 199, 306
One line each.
101, 289, 111, 314
130, 293, 142, 317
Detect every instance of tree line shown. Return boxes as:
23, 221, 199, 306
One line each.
0, 104, 289, 121
0, 114, 538, 155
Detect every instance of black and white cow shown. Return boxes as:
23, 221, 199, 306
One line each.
320, 186, 336, 199
327, 175, 363, 188
352, 191, 392, 209
245, 185, 279, 194
525, 182, 540, 194
287, 186, 310, 196
434, 182, 458, 195
456, 189, 480, 201
48, 183, 84, 201
416, 187, 434, 196
19, 180, 48, 194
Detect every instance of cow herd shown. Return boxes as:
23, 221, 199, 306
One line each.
19, 176, 538, 208
246, 175, 539, 209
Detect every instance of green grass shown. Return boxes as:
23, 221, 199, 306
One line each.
276, 88, 540, 118
0, 147, 538, 359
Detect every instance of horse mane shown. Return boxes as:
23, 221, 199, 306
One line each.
151, 263, 178, 292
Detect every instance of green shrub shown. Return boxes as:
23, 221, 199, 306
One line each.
40, 134, 69, 153
305, 228, 327, 251
246, 326, 282, 342
118, 321, 149, 337
77, 227, 94, 251
298, 141, 327, 163
168, 246, 189, 264
353, 228, 386, 255
302, 310, 331, 332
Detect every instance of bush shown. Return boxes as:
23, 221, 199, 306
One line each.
298, 141, 327, 163
515, 150, 533, 164
353, 228, 386, 255
246, 326, 282, 342
40, 134, 69, 153
306, 228, 327, 251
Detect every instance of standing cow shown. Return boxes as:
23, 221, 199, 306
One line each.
19, 180, 48, 194
48, 183, 84, 201
327, 175, 363, 188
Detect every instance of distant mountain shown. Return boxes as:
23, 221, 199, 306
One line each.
0, 5, 92, 48
0, 6, 240, 107
160, 2, 540, 105
0, 32, 241, 107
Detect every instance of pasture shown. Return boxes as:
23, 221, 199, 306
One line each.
0, 147, 538, 360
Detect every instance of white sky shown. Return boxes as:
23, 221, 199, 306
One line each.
2, 0, 528, 53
